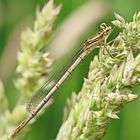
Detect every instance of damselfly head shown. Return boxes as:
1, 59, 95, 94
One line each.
100, 23, 112, 36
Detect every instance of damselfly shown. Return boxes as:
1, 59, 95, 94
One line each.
9, 23, 112, 138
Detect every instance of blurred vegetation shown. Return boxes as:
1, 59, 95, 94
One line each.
0, 0, 140, 140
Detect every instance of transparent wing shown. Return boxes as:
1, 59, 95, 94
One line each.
26, 46, 85, 113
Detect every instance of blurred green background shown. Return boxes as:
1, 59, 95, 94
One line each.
0, 0, 140, 140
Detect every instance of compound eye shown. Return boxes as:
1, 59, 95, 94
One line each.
100, 23, 107, 30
